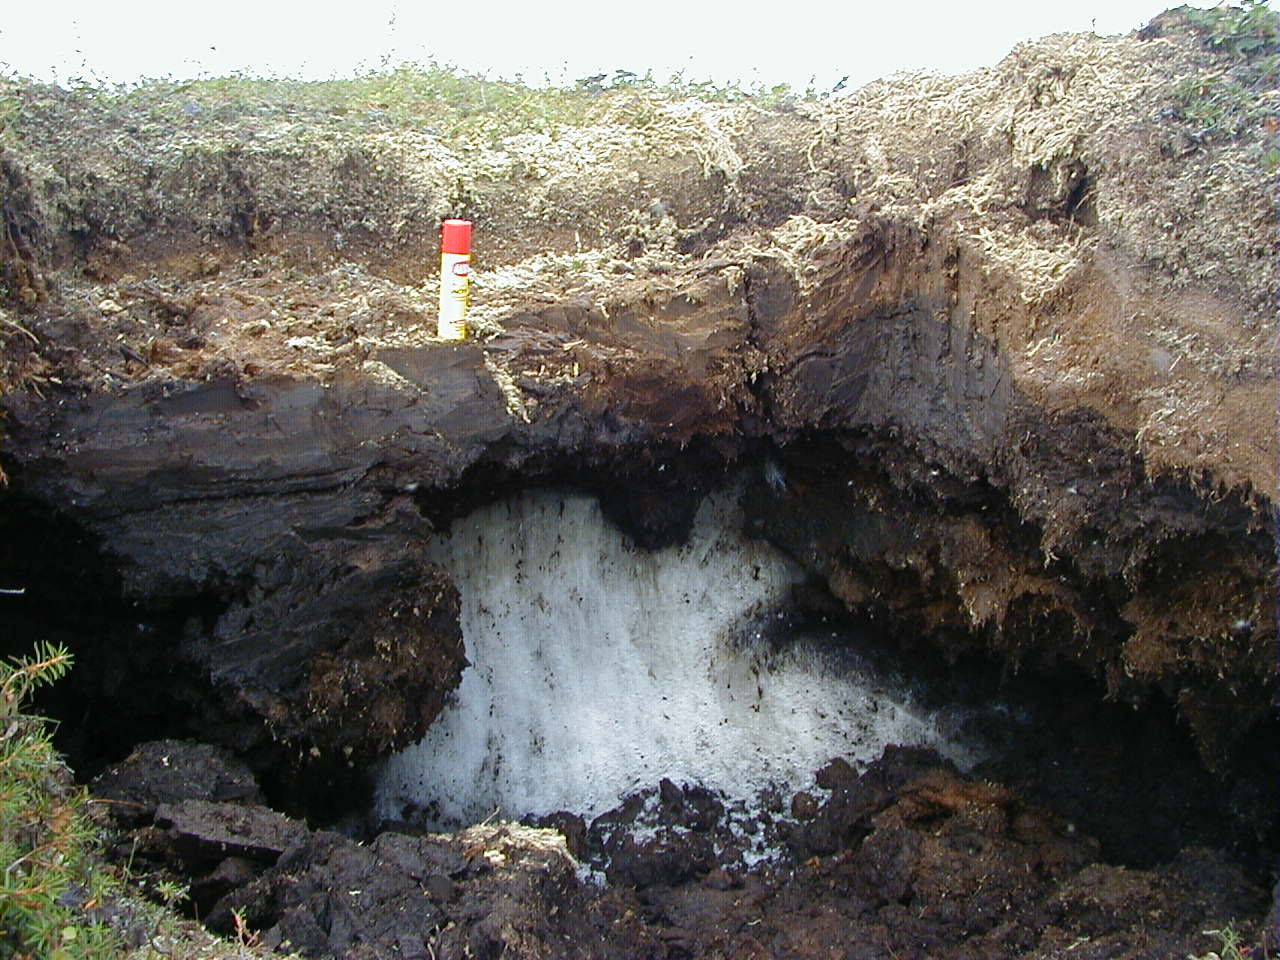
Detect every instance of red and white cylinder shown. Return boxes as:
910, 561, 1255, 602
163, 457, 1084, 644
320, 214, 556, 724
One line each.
438, 218, 472, 340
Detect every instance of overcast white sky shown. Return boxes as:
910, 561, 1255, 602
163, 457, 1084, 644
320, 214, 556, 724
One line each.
0, 0, 1224, 93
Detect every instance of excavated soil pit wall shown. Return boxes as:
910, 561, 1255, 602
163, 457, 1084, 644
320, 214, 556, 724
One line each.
1, 14, 1278, 952
372, 472, 1277, 875
1, 457, 1277, 960
2, 454, 1274, 879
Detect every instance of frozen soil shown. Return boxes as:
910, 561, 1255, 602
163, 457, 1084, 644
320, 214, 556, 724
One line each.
0, 8, 1277, 958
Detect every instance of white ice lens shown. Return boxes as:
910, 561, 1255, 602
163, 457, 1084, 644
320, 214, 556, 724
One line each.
376, 484, 983, 828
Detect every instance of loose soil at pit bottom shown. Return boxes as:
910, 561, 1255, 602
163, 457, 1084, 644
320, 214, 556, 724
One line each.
92, 740, 1272, 960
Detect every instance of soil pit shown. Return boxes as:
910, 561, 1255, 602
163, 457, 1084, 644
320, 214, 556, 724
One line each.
0, 12, 1277, 956
4, 469, 1276, 959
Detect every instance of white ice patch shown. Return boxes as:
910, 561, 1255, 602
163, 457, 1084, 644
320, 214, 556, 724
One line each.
375, 487, 982, 828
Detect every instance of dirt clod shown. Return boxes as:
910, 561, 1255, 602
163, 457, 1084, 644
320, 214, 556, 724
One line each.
97, 742, 1270, 960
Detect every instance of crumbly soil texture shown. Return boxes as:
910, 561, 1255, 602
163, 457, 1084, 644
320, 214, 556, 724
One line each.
1, 8, 1277, 958
90, 739, 1272, 960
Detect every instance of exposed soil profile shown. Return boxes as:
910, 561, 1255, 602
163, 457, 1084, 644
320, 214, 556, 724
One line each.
0, 7, 1276, 959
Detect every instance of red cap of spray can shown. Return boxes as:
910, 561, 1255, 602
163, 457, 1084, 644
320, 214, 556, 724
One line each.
442, 219, 472, 255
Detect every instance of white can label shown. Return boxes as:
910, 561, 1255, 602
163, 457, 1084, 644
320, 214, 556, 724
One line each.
438, 252, 471, 340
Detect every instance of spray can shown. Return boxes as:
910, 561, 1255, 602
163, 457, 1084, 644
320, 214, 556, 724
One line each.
438, 218, 472, 340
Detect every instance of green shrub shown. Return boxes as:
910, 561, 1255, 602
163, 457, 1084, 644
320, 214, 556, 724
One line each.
1187, 923, 1256, 960
1184, 0, 1278, 60
0, 60, 818, 155
0, 641, 120, 959
1171, 1, 1278, 141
